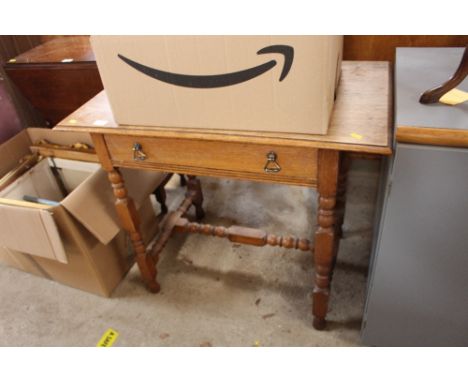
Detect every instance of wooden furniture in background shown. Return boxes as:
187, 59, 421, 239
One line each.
344, 35, 468, 62
362, 48, 468, 346
3, 34, 465, 129
3, 36, 103, 127
419, 44, 468, 104
56, 61, 392, 330
0, 36, 45, 142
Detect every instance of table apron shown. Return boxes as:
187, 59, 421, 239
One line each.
103, 134, 318, 187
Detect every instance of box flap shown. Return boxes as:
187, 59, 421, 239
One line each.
0, 129, 32, 179
0, 202, 68, 263
61, 167, 166, 245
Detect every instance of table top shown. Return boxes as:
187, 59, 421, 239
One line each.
395, 48, 468, 148
55, 61, 392, 155
4, 36, 95, 65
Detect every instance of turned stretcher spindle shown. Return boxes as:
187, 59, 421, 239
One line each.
174, 218, 313, 252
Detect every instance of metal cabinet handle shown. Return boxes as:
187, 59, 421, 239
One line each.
264, 151, 281, 173
132, 143, 147, 161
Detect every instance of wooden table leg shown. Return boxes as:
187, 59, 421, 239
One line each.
108, 169, 160, 293
91, 133, 160, 293
313, 149, 341, 330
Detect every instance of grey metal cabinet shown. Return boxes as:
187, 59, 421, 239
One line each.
361, 48, 468, 346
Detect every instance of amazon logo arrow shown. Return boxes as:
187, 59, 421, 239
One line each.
117, 44, 294, 89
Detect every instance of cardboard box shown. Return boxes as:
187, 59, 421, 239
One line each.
91, 36, 343, 135
0, 128, 166, 296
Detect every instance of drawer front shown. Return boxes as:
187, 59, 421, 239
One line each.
104, 135, 318, 186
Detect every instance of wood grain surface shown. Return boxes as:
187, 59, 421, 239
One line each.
396, 126, 468, 148
5, 36, 95, 64
4, 36, 103, 126
104, 134, 318, 186
55, 61, 392, 155
344, 35, 468, 62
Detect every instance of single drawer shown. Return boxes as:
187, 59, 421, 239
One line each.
104, 135, 318, 186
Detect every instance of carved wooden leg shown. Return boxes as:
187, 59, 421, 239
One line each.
313, 150, 341, 330
108, 169, 160, 293
187, 175, 205, 220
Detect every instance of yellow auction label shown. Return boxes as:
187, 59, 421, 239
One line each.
96, 328, 119, 347
439, 88, 468, 106
350, 132, 363, 140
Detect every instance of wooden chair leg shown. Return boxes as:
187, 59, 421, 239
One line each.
186, 175, 205, 220
154, 185, 168, 215
153, 173, 174, 215
420, 45, 468, 104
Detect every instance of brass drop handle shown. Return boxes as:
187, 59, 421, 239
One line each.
264, 151, 281, 173
132, 142, 147, 161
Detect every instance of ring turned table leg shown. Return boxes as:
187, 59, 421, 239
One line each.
108, 169, 160, 293
91, 133, 161, 293
313, 150, 341, 330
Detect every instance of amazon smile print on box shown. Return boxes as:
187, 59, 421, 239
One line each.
91, 36, 342, 135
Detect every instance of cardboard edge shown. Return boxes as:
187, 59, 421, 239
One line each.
38, 210, 68, 264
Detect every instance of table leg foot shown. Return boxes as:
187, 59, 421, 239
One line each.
146, 280, 161, 293
313, 317, 327, 331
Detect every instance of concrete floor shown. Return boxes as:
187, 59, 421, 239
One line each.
0, 159, 381, 346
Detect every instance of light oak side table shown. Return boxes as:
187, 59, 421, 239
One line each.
55, 61, 392, 330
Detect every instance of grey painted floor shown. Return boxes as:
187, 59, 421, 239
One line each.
0, 159, 381, 346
